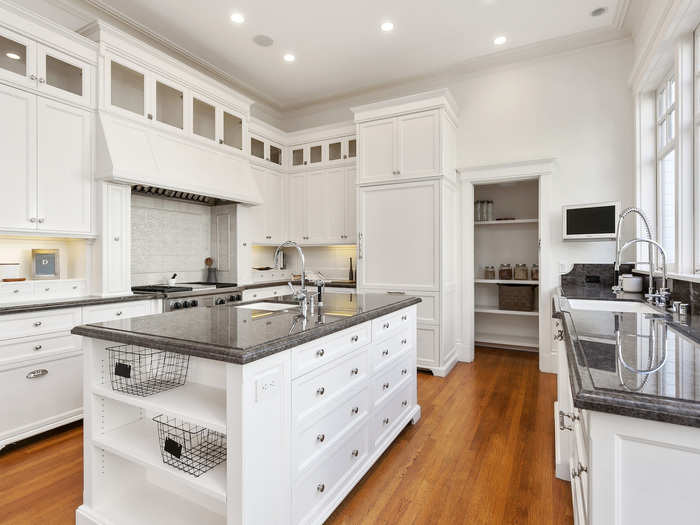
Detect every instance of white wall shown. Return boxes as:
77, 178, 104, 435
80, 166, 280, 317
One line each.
131, 194, 211, 286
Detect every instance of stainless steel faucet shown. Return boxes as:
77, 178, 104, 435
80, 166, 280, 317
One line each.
614, 207, 655, 296
274, 241, 308, 315
615, 238, 670, 306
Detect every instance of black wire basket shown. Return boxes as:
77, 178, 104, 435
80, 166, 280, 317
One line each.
106, 344, 190, 397
152, 415, 227, 477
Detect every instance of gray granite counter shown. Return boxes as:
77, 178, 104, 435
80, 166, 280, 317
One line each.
0, 293, 162, 316
557, 291, 700, 427
72, 292, 420, 365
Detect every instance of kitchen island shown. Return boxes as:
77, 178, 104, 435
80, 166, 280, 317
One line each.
72, 292, 421, 525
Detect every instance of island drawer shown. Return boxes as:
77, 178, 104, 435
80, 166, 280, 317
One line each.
369, 328, 413, 373
0, 332, 80, 367
0, 353, 82, 442
293, 423, 369, 525
371, 353, 412, 407
292, 347, 369, 427
371, 307, 414, 343
292, 323, 371, 378
371, 379, 414, 450
293, 386, 370, 477
82, 300, 154, 323
0, 308, 82, 341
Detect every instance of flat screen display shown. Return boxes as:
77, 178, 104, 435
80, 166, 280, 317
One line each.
566, 205, 616, 236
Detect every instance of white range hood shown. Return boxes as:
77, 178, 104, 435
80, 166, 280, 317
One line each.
96, 112, 262, 205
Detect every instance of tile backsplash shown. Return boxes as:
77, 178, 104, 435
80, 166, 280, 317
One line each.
131, 194, 211, 286
252, 245, 357, 281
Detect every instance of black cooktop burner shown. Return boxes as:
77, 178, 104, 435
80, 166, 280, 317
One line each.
131, 285, 194, 293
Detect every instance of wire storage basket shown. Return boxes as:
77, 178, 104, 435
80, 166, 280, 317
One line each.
153, 415, 227, 477
106, 344, 190, 397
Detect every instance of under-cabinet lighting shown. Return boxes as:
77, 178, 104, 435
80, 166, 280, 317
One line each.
493, 36, 507, 46
230, 12, 245, 24
283, 53, 296, 62
381, 21, 394, 32
5, 52, 20, 60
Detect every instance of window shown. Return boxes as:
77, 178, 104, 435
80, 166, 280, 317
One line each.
656, 75, 678, 267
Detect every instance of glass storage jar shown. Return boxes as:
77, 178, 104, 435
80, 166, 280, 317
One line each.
499, 263, 513, 280
531, 264, 539, 281
514, 263, 529, 281
484, 265, 496, 280
486, 200, 494, 221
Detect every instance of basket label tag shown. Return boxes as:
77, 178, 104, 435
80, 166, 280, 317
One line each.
164, 437, 182, 458
114, 362, 132, 379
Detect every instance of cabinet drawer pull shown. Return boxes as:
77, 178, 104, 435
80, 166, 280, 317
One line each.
351, 449, 359, 457
383, 382, 390, 390
34, 344, 43, 351
316, 483, 325, 493
387, 291, 405, 295
401, 338, 407, 345
115, 311, 123, 316
351, 335, 359, 343
382, 349, 389, 356
44, 288, 50, 292
383, 417, 390, 425
30, 74, 37, 81
401, 314, 407, 321
114, 236, 120, 242
37, 217, 45, 223
316, 386, 325, 396
383, 322, 390, 329
13, 289, 19, 294
26, 369, 48, 379
147, 113, 153, 120
72, 285, 78, 290
351, 367, 359, 375
316, 348, 325, 357
33, 321, 42, 327
351, 406, 359, 415
316, 433, 325, 442
401, 368, 408, 375
402, 400, 408, 407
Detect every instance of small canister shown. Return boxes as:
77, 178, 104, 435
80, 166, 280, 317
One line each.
531, 264, 539, 281
484, 265, 496, 280
499, 263, 513, 280
514, 263, 529, 281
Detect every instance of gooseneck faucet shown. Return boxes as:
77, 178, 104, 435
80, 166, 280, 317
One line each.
614, 207, 655, 297
274, 241, 308, 315
615, 238, 670, 306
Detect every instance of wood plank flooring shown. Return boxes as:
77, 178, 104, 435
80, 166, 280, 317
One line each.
0, 347, 572, 525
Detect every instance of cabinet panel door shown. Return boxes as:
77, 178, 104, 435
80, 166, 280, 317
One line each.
416, 324, 440, 369
104, 184, 130, 295
0, 84, 36, 231
37, 45, 92, 107
266, 170, 285, 243
0, 27, 37, 90
397, 110, 440, 179
287, 173, 306, 242
325, 168, 347, 243
344, 167, 357, 240
36, 98, 92, 233
358, 181, 440, 290
249, 166, 267, 242
305, 170, 328, 243
359, 119, 395, 183
107, 56, 148, 119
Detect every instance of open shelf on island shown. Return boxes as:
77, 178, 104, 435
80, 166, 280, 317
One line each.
475, 279, 539, 285
475, 305, 538, 317
93, 419, 226, 503
93, 382, 226, 433
475, 219, 538, 225
476, 333, 539, 349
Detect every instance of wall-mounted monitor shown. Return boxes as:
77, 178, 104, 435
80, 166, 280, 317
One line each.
562, 201, 619, 240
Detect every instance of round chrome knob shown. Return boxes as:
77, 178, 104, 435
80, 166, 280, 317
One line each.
34, 344, 43, 351
351, 367, 359, 375
351, 449, 359, 457
316, 483, 325, 493
402, 400, 408, 407
316, 348, 325, 357
383, 382, 390, 390
316, 386, 325, 396
401, 368, 407, 375
316, 434, 325, 442
33, 321, 42, 327
401, 338, 407, 345
383, 417, 390, 425
351, 335, 359, 342
351, 406, 359, 415
115, 311, 123, 316
401, 314, 407, 321
382, 349, 389, 356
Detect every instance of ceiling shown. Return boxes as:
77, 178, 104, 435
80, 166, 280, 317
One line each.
69, 0, 628, 110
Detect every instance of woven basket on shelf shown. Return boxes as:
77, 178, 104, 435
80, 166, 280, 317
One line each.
498, 284, 536, 311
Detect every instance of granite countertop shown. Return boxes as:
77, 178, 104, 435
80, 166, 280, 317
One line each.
0, 293, 162, 316
558, 284, 700, 427
72, 292, 420, 365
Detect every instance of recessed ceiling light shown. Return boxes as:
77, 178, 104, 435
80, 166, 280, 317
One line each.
493, 36, 507, 46
380, 21, 394, 32
5, 52, 20, 60
283, 53, 295, 62
590, 7, 607, 17
230, 12, 245, 24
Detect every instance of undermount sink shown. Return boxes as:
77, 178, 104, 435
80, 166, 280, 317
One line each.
566, 299, 658, 314
236, 302, 296, 312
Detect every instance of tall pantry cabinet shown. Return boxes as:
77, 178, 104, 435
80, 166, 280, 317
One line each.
353, 90, 460, 377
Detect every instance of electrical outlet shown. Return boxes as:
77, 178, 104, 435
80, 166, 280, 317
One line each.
255, 369, 281, 402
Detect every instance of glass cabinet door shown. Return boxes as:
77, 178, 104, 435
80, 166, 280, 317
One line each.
309, 145, 322, 164
348, 139, 357, 158
269, 145, 282, 165
37, 45, 90, 105
292, 147, 305, 166
109, 59, 145, 117
251, 137, 264, 159
193, 97, 215, 141
222, 111, 243, 150
155, 80, 183, 129
328, 141, 342, 161
0, 30, 36, 88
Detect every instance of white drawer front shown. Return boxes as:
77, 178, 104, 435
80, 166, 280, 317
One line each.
34, 280, 85, 299
0, 308, 82, 341
292, 323, 371, 378
372, 379, 414, 449
0, 332, 80, 366
0, 282, 34, 302
0, 354, 83, 441
293, 423, 369, 525
82, 300, 154, 323
292, 347, 369, 427
371, 307, 414, 343
372, 353, 412, 407
369, 328, 412, 373
293, 387, 369, 477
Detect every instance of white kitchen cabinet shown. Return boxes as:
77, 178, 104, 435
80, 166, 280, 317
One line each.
94, 182, 130, 296
250, 166, 285, 244
36, 97, 92, 234
344, 167, 357, 241
37, 44, 93, 107
0, 26, 37, 90
287, 173, 307, 243
358, 118, 395, 183
0, 83, 36, 232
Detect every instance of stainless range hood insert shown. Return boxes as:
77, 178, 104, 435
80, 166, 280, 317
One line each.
131, 185, 229, 206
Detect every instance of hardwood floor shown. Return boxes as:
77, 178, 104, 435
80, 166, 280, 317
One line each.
0, 347, 572, 525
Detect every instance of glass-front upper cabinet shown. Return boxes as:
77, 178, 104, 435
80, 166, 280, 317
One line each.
222, 110, 243, 150
251, 137, 265, 159
108, 57, 147, 118
37, 46, 90, 105
269, 145, 282, 165
193, 96, 216, 141
326, 136, 358, 163
0, 29, 35, 89
328, 140, 342, 161
155, 80, 184, 130
292, 147, 306, 166
309, 144, 323, 165
348, 138, 357, 158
